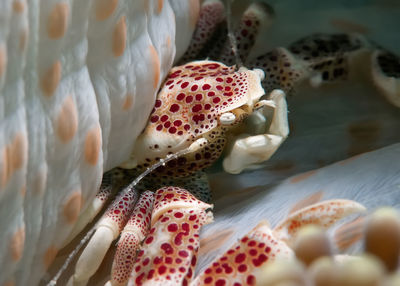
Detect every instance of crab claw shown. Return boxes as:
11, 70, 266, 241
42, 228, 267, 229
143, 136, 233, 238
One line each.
106, 191, 154, 286
128, 187, 213, 286
125, 60, 266, 176
192, 221, 293, 286
67, 188, 139, 286
223, 89, 289, 174
273, 199, 366, 247
371, 50, 400, 107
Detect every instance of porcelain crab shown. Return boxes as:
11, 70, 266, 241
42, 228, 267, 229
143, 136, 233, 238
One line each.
58, 1, 400, 285
1, 0, 400, 285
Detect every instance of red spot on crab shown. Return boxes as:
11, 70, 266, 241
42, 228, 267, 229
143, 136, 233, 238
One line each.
155, 100, 162, 108
177, 93, 185, 101
161, 243, 174, 255
192, 104, 202, 113
174, 120, 182, 126
235, 253, 246, 264
186, 95, 194, 103
170, 104, 180, 112
202, 84, 211, 90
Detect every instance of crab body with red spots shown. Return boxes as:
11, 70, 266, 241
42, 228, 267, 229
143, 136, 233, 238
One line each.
122, 60, 270, 177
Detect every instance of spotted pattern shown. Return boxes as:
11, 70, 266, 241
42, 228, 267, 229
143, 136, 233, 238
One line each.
99, 186, 139, 233
220, 2, 272, 65
131, 60, 261, 178
288, 33, 366, 83
130, 187, 212, 286
248, 48, 304, 94
191, 222, 293, 286
111, 191, 154, 285
274, 200, 366, 245
149, 61, 244, 137
180, 1, 225, 63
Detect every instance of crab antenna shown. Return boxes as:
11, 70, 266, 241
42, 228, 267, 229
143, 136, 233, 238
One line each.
124, 137, 208, 192
46, 138, 207, 286
47, 228, 96, 286
225, 0, 243, 69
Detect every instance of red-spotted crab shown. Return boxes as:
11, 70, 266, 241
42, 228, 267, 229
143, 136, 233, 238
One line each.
1, 0, 400, 286
52, 1, 400, 286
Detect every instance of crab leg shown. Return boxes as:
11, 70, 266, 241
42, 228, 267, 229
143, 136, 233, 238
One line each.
193, 199, 366, 285
191, 221, 294, 286
179, 0, 225, 63
273, 199, 366, 246
107, 191, 154, 286
219, 2, 274, 66
64, 173, 114, 246
128, 186, 213, 286
222, 89, 289, 174
67, 187, 139, 286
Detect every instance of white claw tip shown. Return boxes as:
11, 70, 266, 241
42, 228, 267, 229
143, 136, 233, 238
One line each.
254, 68, 265, 81
219, 112, 236, 125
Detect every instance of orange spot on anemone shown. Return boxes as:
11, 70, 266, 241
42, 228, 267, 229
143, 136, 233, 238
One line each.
13, 1, 24, 13
57, 95, 78, 143
40, 60, 61, 96
84, 126, 101, 166
43, 246, 58, 270
95, 0, 118, 21
290, 169, 318, 184
10, 227, 25, 262
112, 16, 127, 57
47, 2, 69, 39
63, 191, 82, 224
149, 45, 160, 89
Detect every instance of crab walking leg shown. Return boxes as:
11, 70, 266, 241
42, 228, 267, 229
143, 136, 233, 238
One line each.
107, 191, 154, 286
191, 221, 294, 286
128, 187, 213, 286
223, 89, 289, 174
179, 0, 225, 63
64, 174, 114, 246
67, 188, 139, 286
273, 199, 366, 247
220, 2, 274, 66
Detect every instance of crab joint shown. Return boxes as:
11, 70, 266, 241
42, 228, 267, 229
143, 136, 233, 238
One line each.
67, 188, 139, 286
107, 191, 154, 286
128, 186, 213, 286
